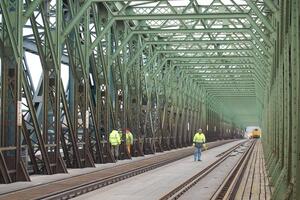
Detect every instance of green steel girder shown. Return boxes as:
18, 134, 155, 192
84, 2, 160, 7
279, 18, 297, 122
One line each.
91, 12, 272, 58
186, 73, 253, 76
206, 90, 256, 93
166, 55, 254, 60
145, 39, 254, 45
181, 69, 254, 73
264, 0, 279, 13
113, 14, 274, 41
138, 49, 265, 92
156, 49, 253, 54
86, 16, 271, 90
117, 1, 274, 31
22, 0, 273, 67
169, 56, 268, 81
23, 0, 43, 26
244, 0, 274, 32
132, 28, 272, 57
212, 94, 256, 97
173, 62, 253, 65
148, 60, 260, 91
0, 0, 30, 183
64, 0, 102, 165
176, 66, 254, 70
124, 41, 263, 76
114, 13, 249, 20
204, 87, 255, 90
198, 82, 255, 85
109, 30, 271, 67
182, 68, 253, 72
0, 0, 281, 185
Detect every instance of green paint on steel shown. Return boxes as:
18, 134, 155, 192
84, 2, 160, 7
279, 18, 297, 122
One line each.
4, 1, 296, 191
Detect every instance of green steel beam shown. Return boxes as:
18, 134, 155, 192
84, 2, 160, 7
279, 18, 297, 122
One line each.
197, 80, 255, 84
204, 86, 255, 88
23, 0, 43, 26
0, 0, 279, 185
131, 28, 271, 58
264, 0, 279, 13
63, 0, 93, 38
113, 13, 249, 20
173, 62, 253, 65
133, 28, 250, 34
96, 12, 271, 67
206, 91, 256, 93
177, 66, 254, 70
146, 40, 253, 45
157, 49, 253, 54
167, 56, 254, 60
245, 0, 274, 32
185, 72, 253, 76
212, 95, 256, 97
199, 82, 255, 85
182, 70, 253, 73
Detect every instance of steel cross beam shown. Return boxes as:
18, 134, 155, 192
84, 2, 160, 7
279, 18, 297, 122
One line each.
113, 13, 249, 20
137, 49, 262, 88
131, 28, 271, 56
145, 40, 254, 45
90, 13, 272, 58
156, 49, 253, 54
147, 45, 264, 88
23, 0, 43, 26
109, 28, 271, 67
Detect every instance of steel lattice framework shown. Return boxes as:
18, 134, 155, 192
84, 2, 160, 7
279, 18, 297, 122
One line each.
1, 1, 300, 199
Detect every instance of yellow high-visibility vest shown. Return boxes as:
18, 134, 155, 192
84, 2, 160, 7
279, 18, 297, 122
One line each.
109, 130, 121, 146
193, 132, 206, 143
126, 132, 133, 145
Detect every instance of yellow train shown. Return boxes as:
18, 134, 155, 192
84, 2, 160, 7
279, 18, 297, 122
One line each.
250, 128, 261, 138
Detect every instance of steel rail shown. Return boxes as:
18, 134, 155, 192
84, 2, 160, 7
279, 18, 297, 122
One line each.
0, 140, 237, 200
158, 140, 252, 200
210, 140, 257, 200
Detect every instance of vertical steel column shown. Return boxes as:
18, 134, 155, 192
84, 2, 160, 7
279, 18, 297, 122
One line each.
0, 0, 30, 183
291, 0, 300, 198
38, 1, 67, 174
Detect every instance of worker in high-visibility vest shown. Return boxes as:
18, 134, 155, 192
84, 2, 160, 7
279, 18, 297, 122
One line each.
125, 128, 134, 155
193, 128, 206, 161
109, 129, 121, 161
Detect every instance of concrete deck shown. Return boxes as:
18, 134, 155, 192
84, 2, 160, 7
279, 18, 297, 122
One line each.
0, 140, 233, 195
73, 140, 247, 200
0, 147, 186, 195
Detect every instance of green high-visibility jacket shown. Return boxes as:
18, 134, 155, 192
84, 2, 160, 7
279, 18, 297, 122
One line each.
193, 132, 206, 143
126, 132, 133, 145
109, 130, 121, 146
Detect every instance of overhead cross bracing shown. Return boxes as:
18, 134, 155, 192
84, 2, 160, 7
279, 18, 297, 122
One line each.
104, 0, 273, 126
0, 0, 276, 184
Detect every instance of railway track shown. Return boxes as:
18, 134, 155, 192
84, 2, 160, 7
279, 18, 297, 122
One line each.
210, 140, 256, 200
159, 140, 255, 200
0, 140, 236, 200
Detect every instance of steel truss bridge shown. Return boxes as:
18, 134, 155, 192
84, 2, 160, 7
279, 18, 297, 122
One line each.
0, 1, 299, 199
